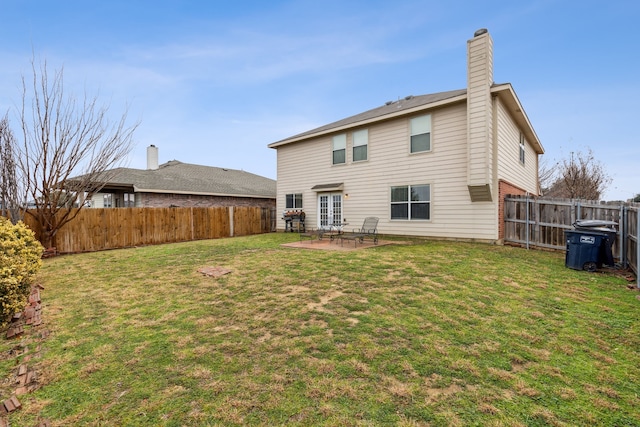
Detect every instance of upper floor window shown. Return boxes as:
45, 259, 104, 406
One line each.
352, 129, 368, 162
391, 184, 430, 220
286, 193, 303, 209
519, 133, 525, 164
410, 115, 431, 153
332, 134, 346, 165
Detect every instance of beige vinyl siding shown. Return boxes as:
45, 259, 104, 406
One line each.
91, 193, 105, 208
495, 99, 539, 194
275, 102, 499, 240
466, 32, 494, 189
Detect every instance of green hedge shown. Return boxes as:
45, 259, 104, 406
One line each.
0, 217, 44, 328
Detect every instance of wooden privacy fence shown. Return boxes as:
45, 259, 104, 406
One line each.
21, 206, 274, 254
504, 196, 639, 284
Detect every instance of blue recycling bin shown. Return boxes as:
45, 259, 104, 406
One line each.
565, 230, 610, 272
573, 220, 617, 267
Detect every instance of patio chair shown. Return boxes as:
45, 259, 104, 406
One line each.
340, 217, 379, 247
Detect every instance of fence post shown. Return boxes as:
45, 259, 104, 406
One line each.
620, 206, 627, 269
637, 209, 639, 289
190, 207, 194, 241
525, 195, 530, 249
532, 197, 541, 243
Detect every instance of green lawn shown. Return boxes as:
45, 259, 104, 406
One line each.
2, 233, 639, 426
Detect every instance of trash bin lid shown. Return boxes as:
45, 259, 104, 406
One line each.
573, 220, 617, 229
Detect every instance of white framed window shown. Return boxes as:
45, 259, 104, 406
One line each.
352, 129, 368, 162
519, 133, 525, 165
124, 193, 135, 207
103, 193, 113, 208
332, 134, 346, 165
391, 184, 430, 220
286, 193, 303, 209
410, 115, 431, 153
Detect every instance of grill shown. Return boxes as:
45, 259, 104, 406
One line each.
282, 210, 306, 232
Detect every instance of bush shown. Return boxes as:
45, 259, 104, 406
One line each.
0, 217, 44, 328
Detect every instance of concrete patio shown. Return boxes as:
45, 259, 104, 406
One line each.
281, 236, 401, 251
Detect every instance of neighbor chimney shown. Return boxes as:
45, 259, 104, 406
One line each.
147, 145, 159, 170
466, 28, 494, 202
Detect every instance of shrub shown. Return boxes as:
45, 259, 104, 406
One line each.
0, 217, 44, 328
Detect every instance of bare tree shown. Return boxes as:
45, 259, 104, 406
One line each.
16, 59, 138, 248
543, 149, 611, 200
0, 114, 23, 223
537, 156, 556, 195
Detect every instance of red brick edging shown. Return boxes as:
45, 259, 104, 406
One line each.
1, 284, 50, 425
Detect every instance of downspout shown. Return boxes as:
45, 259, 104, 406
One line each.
492, 94, 499, 240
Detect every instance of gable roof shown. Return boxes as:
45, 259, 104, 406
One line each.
268, 86, 543, 154
82, 161, 276, 199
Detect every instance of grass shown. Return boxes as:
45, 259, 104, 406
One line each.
2, 233, 639, 426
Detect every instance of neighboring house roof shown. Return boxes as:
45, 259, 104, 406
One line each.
82, 160, 276, 199
268, 86, 544, 155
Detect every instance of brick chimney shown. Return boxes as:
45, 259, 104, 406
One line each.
467, 28, 494, 202
147, 145, 159, 170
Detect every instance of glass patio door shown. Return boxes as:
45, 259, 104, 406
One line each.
318, 193, 342, 229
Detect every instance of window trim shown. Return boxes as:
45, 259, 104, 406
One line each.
390, 184, 431, 221
409, 114, 432, 154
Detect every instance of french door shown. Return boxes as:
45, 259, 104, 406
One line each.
318, 193, 343, 229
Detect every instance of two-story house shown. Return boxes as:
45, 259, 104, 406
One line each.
268, 29, 543, 243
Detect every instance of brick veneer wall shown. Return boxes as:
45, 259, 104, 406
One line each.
137, 193, 275, 209
498, 180, 528, 241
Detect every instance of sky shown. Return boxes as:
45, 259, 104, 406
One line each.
1, 0, 638, 201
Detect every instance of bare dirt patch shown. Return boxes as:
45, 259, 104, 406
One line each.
307, 290, 345, 313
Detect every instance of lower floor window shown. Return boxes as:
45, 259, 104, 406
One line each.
103, 193, 113, 208
286, 193, 303, 209
124, 193, 135, 207
391, 184, 430, 220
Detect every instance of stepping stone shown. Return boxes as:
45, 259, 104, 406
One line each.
197, 266, 232, 278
